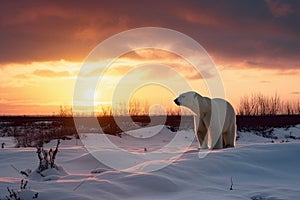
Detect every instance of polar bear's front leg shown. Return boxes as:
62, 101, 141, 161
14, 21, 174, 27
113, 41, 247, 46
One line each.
199, 133, 209, 149
196, 130, 209, 149
194, 115, 208, 149
197, 121, 209, 149
212, 135, 223, 149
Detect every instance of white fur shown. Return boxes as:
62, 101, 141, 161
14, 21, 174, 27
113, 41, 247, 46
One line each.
174, 91, 236, 149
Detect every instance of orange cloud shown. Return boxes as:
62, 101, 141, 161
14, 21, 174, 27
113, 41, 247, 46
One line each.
113, 49, 214, 80
33, 69, 70, 77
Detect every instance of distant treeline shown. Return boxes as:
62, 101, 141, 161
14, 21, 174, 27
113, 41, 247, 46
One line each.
237, 93, 300, 116
1, 115, 299, 139
59, 93, 300, 117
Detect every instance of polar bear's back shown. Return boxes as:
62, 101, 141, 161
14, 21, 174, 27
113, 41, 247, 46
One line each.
212, 98, 235, 115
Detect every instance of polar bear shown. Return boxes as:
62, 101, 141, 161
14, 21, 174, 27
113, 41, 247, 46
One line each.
174, 91, 236, 149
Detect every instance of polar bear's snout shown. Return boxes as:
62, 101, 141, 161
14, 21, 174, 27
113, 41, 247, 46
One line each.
174, 98, 180, 105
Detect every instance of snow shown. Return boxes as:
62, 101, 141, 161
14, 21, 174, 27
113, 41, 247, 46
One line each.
0, 136, 15, 148
1, 125, 300, 199
33, 121, 55, 125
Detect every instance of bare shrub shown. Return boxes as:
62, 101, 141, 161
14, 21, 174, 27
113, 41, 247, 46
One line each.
36, 139, 60, 173
166, 107, 181, 116
99, 99, 165, 116
4, 179, 39, 200
238, 93, 299, 116
99, 105, 112, 116
129, 98, 142, 116
59, 105, 73, 117
269, 93, 281, 115
283, 101, 294, 115
238, 95, 252, 116
296, 100, 300, 114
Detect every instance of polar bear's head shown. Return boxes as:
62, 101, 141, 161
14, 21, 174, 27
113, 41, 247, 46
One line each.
174, 91, 200, 114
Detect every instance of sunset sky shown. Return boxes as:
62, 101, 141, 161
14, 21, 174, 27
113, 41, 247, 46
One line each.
0, 0, 299, 115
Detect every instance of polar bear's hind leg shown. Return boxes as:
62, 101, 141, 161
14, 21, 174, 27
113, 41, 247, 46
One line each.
222, 131, 228, 148
224, 124, 236, 148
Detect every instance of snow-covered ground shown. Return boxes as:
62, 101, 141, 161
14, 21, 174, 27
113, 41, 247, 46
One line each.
1, 125, 300, 199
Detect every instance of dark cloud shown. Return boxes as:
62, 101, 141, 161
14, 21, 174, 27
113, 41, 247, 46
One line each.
0, 0, 299, 70
265, 0, 295, 17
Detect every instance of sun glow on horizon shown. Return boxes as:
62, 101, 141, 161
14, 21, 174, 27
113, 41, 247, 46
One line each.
1, 52, 300, 115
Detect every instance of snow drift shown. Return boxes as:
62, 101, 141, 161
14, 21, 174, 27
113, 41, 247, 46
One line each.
1, 125, 300, 199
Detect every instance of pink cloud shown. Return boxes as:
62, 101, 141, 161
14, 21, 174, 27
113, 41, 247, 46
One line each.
265, 0, 294, 17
